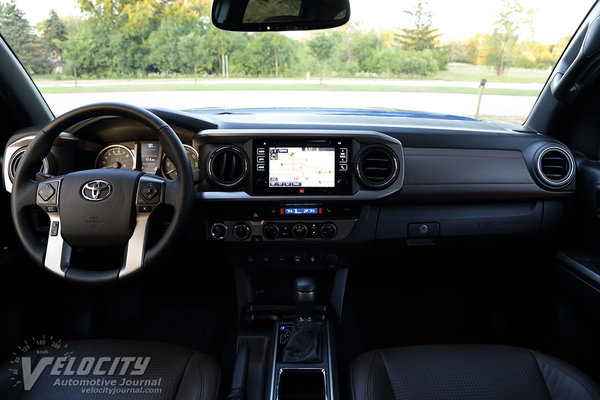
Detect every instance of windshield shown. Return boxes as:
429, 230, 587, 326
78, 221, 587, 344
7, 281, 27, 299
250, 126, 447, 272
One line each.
0, 0, 594, 123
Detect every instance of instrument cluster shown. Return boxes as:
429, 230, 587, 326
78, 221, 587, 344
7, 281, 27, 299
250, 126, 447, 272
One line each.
95, 141, 199, 179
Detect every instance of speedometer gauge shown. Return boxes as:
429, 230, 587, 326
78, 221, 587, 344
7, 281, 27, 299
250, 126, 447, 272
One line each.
95, 144, 135, 170
162, 144, 199, 180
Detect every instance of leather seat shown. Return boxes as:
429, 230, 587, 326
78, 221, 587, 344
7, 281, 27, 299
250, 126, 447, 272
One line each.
0, 339, 219, 400
351, 345, 600, 400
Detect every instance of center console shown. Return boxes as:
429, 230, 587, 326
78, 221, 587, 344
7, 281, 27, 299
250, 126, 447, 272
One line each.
194, 130, 404, 248
229, 276, 338, 400
193, 129, 405, 202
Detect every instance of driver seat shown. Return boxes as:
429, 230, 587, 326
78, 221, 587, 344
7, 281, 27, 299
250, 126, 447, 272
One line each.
0, 339, 219, 400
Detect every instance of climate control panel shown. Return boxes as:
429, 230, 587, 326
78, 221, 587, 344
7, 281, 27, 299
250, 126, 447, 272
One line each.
209, 219, 355, 242
262, 222, 338, 240
206, 203, 359, 242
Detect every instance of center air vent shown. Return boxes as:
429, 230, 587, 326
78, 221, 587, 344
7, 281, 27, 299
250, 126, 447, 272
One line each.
207, 145, 248, 188
535, 146, 574, 188
355, 145, 400, 189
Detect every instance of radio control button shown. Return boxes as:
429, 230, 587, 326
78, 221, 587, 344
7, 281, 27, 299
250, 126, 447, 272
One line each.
339, 148, 348, 162
280, 224, 292, 238
210, 223, 228, 240
339, 164, 348, 171
321, 223, 337, 240
233, 223, 252, 240
257, 148, 266, 155
257, 164, 265, 171
263, 223, 280, 240
292, 223, 309, 239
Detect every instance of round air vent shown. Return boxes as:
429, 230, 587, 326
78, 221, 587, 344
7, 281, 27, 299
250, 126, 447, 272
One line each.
535, 146, 574, 188
207, 145, 248, 188
355, 145, 400, 189
8, 147, 49, 182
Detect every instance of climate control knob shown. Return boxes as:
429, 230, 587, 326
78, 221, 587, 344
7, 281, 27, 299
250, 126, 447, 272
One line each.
233, 223, 252, 240
210, 223, 228, 240
263, 223, 280, 240
292, 223, 309, 239
320, 223, 337, 240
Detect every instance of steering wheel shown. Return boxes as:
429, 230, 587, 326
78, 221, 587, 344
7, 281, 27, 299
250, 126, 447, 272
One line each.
10, 103, 194, 283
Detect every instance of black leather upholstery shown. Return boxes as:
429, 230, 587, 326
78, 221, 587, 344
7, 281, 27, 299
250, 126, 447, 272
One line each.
0, 339, 219, 400
351, 345, 600, 400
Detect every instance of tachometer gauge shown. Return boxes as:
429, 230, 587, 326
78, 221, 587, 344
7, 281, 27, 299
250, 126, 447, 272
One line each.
162, 144, 199, 179
95, 144, 135, 170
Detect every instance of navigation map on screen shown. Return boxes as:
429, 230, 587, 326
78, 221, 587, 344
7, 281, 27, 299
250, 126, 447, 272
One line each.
269, 147, 335, 188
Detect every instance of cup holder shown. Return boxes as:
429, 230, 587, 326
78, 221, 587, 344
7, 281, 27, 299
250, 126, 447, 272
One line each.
277, 368, 326, 400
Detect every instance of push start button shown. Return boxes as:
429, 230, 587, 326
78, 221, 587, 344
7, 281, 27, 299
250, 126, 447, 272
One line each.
408, 223, 440, 238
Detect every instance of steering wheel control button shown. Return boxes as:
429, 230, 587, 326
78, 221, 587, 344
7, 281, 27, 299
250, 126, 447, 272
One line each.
263, 223, 280, 240
408, 223, 440, 238
139, 205, 153, 213
292, 223, 309, 239
320, 223, 337, 240
50, 221, 59, 237
233, 223, 252, 240
38, 183, 56, 202
210, 223, 228, 240
141, 182, 159, 201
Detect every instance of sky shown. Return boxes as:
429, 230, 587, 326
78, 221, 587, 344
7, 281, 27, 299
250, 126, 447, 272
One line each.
14, 0, 596, 44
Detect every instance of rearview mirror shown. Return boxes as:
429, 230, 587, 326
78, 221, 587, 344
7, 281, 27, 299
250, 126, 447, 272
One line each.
212, 0, 351, 32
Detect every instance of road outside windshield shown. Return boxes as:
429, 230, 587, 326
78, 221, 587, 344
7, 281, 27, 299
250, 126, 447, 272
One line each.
0, 0, 594, 123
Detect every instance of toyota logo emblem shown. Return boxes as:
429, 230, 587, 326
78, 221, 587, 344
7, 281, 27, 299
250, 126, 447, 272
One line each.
81, 180, 112, 201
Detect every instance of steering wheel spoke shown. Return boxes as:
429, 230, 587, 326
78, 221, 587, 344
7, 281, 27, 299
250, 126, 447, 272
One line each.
44, 213, 72, 277
33, 178, 71, 277
119, 175, 165, 277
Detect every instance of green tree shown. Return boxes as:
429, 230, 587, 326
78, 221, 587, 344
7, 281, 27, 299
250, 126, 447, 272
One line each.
307, 33, 335, 83
271, 33, 287, 77
0, 1, 53, 74
486, 0, 534, 76
202, 26, 249, 76
238, 33, 299, 77
38, 10, 68, 71
395, 0, 439, 51
147, 18, 190, 73
352, 30, 383, 73
56, 21, 94, 84
179, 31, 210, 82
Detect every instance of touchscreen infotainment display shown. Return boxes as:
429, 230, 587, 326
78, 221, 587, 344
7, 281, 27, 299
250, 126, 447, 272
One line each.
268, 147, 336, 188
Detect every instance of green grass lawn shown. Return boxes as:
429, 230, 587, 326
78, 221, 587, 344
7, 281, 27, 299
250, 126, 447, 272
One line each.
38, 83, 540, 96
432, 63, 551, 84
33, 63, 549, 96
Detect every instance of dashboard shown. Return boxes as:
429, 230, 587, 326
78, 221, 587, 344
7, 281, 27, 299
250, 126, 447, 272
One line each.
94, 141, 199, 179
1, 108, 577, 267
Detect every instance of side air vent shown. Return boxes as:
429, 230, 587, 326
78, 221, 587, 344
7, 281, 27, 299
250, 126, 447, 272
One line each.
207, 145, 248, 188
535, 146, 574, 188
355, 145, 400, 189
8, 147, 49, 183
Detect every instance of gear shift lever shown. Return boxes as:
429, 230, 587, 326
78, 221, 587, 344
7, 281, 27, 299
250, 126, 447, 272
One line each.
294, 277, 316, 322
282, 277, 321, 363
